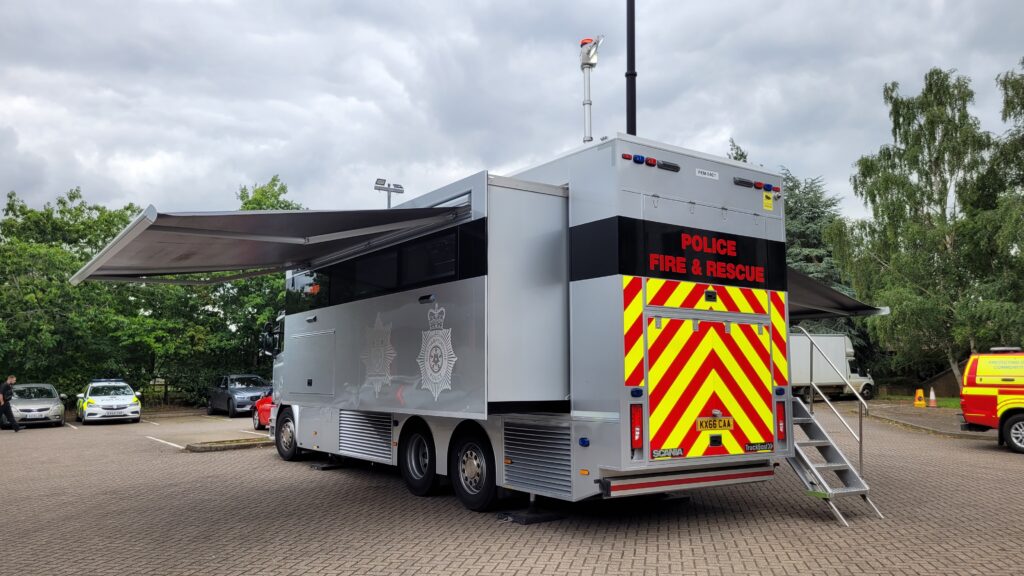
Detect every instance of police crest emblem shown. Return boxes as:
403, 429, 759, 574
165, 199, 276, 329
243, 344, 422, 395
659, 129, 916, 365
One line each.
417, 303, 457, 401
361, 313, 397, 396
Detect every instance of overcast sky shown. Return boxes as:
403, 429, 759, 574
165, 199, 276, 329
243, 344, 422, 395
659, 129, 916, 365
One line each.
1, 0, 1022, 219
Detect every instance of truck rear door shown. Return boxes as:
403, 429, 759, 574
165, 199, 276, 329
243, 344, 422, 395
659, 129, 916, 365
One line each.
633, 278, 782, 460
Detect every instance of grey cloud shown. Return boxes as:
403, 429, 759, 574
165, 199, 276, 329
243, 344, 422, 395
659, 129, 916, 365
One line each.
0, 0, 1021, 219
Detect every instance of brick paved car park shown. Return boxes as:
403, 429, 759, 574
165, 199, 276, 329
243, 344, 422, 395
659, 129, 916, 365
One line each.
1, 410, 1022, 576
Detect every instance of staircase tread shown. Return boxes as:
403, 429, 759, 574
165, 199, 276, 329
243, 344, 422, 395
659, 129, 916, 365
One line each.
813, 463, 850, 470
797, 440, 831, 446
829, 486, 868, 495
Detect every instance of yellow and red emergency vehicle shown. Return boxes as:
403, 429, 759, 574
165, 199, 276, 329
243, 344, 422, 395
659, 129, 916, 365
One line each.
960, 347, 1024, 453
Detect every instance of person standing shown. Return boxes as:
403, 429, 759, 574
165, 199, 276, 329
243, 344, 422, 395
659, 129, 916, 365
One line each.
1, 374, 21, 433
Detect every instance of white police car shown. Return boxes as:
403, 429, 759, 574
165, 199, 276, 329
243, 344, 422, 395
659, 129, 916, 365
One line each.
76, 380, 142, 424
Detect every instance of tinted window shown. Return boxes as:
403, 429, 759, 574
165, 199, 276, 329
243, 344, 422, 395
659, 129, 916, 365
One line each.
13, 385, 57, 399
286, 270, 330, 313
401, 232, 456, 286
353, 250, 398, 297
90, 385, 133, 397
230, 376, 267, 388
286, 220, 486, 313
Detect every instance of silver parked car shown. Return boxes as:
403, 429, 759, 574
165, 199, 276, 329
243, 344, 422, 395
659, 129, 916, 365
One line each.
1, 384, 67, 428
76, 380, 142, 424
207, 374, 271, 417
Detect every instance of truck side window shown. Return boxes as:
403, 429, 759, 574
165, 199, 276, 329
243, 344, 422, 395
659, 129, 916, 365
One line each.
286, 270, 330, 314
354, 250, 398, 297
849, 360, 865, 377
401, 232, 456, 286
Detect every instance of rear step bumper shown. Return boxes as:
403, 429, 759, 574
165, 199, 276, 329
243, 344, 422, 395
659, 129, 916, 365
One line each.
599, 463, 775, 498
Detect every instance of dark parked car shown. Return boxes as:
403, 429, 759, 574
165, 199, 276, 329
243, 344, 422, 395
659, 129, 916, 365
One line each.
207, 374, 271, 417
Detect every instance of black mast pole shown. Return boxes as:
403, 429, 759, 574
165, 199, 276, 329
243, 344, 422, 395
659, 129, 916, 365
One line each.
625, 0, 637, 135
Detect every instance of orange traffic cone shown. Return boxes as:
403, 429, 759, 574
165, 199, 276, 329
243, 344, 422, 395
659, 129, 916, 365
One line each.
928, 387, 938, 408
913, 388, 926, 408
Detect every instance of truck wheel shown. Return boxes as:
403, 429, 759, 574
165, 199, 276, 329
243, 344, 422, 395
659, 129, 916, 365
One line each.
449, 430, 497, 511
860, 385, 874, 401
399, 423, 439, 496
276, 408, 300, 461
1003, 414, 1024, 454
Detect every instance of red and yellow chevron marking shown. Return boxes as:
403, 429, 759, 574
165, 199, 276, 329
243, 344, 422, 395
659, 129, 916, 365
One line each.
623, 276, 645, 386
645, 278, 769, 315
646, 318, 774, 458
770, 291, 788, 387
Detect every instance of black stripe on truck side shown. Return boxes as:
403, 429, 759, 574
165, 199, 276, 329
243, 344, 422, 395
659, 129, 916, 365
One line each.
570, 216, 787, 291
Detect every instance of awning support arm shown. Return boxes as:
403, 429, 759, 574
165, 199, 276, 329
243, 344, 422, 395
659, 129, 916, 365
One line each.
146, 213, 455, 246
87, 265, 294, 286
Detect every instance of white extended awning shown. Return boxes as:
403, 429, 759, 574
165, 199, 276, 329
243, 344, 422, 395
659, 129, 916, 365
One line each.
70, 205, 464, 285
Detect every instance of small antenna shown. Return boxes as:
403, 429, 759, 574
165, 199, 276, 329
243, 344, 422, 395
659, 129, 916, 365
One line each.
580, 36, 604, 143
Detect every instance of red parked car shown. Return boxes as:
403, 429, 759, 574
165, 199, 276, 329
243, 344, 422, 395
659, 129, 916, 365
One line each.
252, 394, 273, 431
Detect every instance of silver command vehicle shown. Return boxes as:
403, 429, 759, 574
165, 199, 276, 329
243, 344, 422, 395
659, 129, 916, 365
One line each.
72, 135, 885, 523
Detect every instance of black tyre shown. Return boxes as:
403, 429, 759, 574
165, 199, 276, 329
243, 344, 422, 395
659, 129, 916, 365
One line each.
131, 417, 141, 424
275, 408, 300, 461
800, 387, 813, 404
449, 430, 497, 511
206, 400, 216, 416
398, 423, 439, 496
252, 409, 265, 431
75, 410, 82, 422
227, 399, 238, 418
860, 385, 874, 401
1003, 414, 1024, 454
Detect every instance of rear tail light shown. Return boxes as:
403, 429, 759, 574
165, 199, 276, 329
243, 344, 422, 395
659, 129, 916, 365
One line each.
776, 401, 786, 441
630, 404, 644, 449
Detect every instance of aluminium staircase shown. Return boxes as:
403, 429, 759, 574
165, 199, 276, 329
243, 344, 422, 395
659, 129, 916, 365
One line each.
785, 327, 885, 526
786, 397, 883, 526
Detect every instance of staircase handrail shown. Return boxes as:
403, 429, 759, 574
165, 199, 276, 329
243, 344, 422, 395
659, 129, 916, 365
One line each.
793, 325, 868, 476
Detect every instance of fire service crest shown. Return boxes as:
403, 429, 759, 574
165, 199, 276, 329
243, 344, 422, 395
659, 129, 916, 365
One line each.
361, 313, 397, 397
417, 303, 457, 401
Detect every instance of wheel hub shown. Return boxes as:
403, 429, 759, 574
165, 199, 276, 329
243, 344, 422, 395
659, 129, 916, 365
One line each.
1011, 420, 1024, 448
279, 421, 295, 450
459, 445, 484, 494
406, 434, 430, 480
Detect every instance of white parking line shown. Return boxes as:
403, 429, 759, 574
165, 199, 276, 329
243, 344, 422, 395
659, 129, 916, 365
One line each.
64, 423, 78, 430
145, 436, 185, 450
238, 430, 267, 437
142, 419, 160, 426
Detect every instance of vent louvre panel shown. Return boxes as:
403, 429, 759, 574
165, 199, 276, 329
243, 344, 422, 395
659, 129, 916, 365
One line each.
338, 411, 392, 463
503, 422, 573, 499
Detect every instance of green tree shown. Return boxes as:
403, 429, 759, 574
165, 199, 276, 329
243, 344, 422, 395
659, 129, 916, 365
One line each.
829, 67, 1005, 387
727, 138, 749, 163
0, 190, 140, 396
236, 175, 302, 211
782, 169, 843, 286
213, 175, 304, 374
